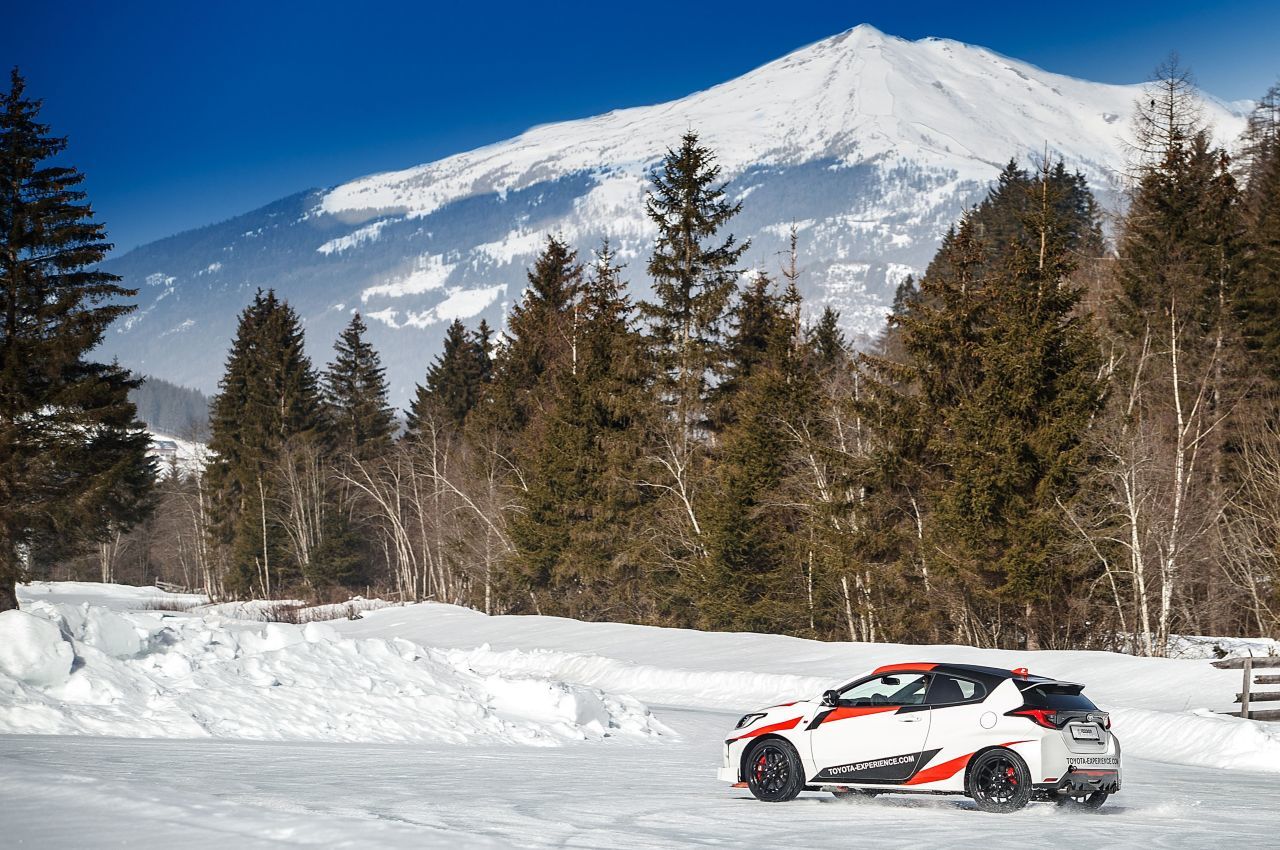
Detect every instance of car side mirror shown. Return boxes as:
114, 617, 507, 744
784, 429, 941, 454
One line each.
822, 689, 840, 707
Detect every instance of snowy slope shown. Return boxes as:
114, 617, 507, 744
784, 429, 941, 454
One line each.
96, 26, 1247, 404
147, 430, 209, 477
322, 25, 1159, 219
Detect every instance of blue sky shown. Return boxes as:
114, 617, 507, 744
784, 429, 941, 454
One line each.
5, 0, 1278, 253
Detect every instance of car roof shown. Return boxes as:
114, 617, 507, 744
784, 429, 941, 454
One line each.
871, 661, 1074, 686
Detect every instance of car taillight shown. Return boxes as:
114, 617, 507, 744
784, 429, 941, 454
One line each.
1006, 707, 1060, 729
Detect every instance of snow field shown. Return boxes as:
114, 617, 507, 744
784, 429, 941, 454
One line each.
8, 712, 1280, 849
6, 583, 1280, 847
0, 600, 667, 745
19, 580, 206, 611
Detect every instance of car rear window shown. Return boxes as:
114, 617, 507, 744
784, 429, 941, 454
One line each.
925, 674, 986, 705
1020, 683, 1098, 711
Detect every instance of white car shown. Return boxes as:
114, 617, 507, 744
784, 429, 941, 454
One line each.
717, 662, 1121, 812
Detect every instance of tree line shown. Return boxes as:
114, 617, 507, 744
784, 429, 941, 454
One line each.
4, 65, 1279, 654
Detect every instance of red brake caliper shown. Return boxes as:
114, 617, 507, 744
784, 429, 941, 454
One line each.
1006, 766, 1018, 786
755, 754, 767, 781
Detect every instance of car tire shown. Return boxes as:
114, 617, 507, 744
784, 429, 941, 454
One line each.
1056, 790, 1109, 810
744, 738, 805, 803
965, 748, 1032, 813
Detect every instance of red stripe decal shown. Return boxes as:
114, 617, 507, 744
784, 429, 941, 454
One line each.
873, 662, 938, 674
820, 706, 899, 725
730, 716, 802, 742
905, 752, 971, 785
905, 741, 1031, 786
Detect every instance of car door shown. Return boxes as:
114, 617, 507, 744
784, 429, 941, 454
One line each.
911, 672, 993, 783
807, 672, 932, 784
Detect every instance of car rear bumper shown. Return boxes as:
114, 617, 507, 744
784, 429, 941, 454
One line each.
1035, 768, 1121, 796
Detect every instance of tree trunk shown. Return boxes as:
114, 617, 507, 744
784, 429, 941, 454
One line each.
0, 580, 17, 612
1024, 601, 1041, 650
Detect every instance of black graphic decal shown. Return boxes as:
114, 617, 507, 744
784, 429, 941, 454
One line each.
813, 748, 942, 784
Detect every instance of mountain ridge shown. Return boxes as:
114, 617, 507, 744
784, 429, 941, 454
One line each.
98, 24, 1247, 404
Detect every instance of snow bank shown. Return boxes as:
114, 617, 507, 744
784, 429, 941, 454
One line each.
0, 610, 74, 687
1110, 708, 1280, 773
0, 603, 667, 746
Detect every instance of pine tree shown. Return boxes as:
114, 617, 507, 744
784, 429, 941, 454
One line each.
1238, 88, 1280, 384
482, 236, 582, 437
698, 271, 814, 632
712, 273, 781, 428
571, 244, 659, 615
207, 290, 324, 595
0, 70, 154, 610
407, 318, 485, 434
508, 242, 654, 616
324, 312, 395, 458
859, 160, 1106, 648
809, 306, 847, 369
471, 319, 494, 386
890, 275, 919, 315
642, 132, 748, 440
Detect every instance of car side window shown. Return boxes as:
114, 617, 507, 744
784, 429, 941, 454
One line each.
838, 673, 930, 706
924, 674, 985, 705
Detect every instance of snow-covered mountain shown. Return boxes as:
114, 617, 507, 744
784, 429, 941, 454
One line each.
99, 24, 1246, 405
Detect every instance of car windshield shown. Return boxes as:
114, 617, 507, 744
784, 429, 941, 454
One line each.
839, 673, 929, 706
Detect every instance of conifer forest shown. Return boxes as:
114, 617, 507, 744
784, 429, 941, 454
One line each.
5, 64, 1280, 656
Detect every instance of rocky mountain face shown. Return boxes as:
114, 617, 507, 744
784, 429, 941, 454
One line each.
99, 25, 1245, 405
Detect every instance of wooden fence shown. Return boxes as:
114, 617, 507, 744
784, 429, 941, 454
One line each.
1211, 656, 1280, 721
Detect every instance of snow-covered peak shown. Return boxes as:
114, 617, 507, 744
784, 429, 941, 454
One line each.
319, 27, 1245, 223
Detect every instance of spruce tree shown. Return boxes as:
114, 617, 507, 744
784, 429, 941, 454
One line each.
809, 306, 847, 369
642, 132, 748, 440
890, 275, 919, 316
1238, 88, 1280, 383
507, 241, 654, 616
408, 319, 484, 433
324, 312, 395, 458
482, 236, 582, 436
0, 70, 154, 610
699, 271, 814, 632
860, 161, 1106, 648
471, 319, 494, 386
207, 290, 324, 594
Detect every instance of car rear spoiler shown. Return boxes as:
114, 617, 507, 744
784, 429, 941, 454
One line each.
1016, 680, 1086, 695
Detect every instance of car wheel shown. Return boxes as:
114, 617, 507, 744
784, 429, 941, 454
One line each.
744, 739, 805, 802
1056, 790, 1109, 810
966, 749, 1032, 813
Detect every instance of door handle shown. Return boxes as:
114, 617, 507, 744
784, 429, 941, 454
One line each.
897, 713, 923, 722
